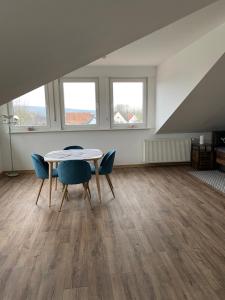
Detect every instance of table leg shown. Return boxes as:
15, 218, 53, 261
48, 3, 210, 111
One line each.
94, 159, 101, 204
55, 162, 58, 191
48, 162, 53, 207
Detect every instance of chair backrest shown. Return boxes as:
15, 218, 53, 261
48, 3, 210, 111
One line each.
31, 154, 49, 179
57, 160, 91, 185
100, 149, 116, 174
64, 145, 83, 150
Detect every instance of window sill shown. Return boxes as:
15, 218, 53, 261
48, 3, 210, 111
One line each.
11, 127, 153, 134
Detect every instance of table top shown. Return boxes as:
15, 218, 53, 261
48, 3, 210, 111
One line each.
44, 149, 103, 162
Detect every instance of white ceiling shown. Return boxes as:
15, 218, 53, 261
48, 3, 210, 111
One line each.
0, 0, 217, 105
91, 0, 225, 66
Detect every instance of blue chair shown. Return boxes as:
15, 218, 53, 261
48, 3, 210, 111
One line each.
31, 154, 58, 204
64, 145, 83, 150
91, 149, 116, 198
57, 160, 92, 212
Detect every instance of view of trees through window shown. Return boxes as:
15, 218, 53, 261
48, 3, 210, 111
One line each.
10, 79, 146, 129
112, 81, 144, 124
63, 81, 97, 126
12, 86, 47, 126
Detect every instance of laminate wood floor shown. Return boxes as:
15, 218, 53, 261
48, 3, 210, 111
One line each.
1, 166, 225, 300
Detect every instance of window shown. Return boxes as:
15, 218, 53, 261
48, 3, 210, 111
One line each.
110, 78, 147, 128
7, 75, 150, 133
61, 79, 98, 128
12, 86, 48, 127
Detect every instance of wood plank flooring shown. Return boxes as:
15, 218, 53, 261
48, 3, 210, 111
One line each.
1, 166, 225, 299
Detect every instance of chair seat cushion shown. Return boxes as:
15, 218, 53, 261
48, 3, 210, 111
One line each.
52, 168, 58, 177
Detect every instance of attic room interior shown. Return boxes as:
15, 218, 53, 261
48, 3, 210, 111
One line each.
1, 0, 225, 299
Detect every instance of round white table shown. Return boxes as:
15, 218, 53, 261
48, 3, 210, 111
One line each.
44, 149, 103, 207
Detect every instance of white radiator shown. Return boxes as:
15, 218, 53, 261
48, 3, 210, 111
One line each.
144, 138, 191, 163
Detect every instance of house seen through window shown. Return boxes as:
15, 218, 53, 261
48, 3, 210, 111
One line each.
111, 80, 145, 126
62, 81, 97, 126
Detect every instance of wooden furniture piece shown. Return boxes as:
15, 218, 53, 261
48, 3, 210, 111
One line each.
191, 142, 213, 170
215, 148, 225, 167
212, 131, 225, 168
44, 148, 103, 207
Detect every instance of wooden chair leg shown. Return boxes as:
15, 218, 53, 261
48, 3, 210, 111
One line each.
87, 184, 91, 199
59, 185, 68, 212
105, 174, 115, 198
36, 179, 45, 204
55, 177, 58, 191
84, 182, 93, 209
66, 189, 69, 201
62, 183, 69, 201
82, 183, 90, 200
83, 183, 87, 200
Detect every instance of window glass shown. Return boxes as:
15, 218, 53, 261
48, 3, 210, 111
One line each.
63, 81, 97, 126
112, 81, 144, 125
12, 86, 47, 126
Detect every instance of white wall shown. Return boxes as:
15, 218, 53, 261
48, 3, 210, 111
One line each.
159, 54, 225, 133
156, 23, 225, 131
0, 66, 154, 170
0, 65, 208, 171
0, 129, 207, 171
0, 144, 3, 173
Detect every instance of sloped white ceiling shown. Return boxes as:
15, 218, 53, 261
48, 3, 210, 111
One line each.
92, 0, 225, 66
158, 54, 225, 133
156, 22, 225, 132
0, 0, 216, 105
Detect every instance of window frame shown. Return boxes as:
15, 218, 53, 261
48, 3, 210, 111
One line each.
60, 77, 100, 130
109, 77, 147, 129
9, 85, 51, 132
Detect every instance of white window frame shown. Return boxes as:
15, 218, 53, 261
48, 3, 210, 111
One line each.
60, 78, 100, 130
109, 78, 147, 129
9, 85, 51, 132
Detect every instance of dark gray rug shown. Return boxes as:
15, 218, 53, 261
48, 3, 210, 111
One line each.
189, 170, 225, 194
